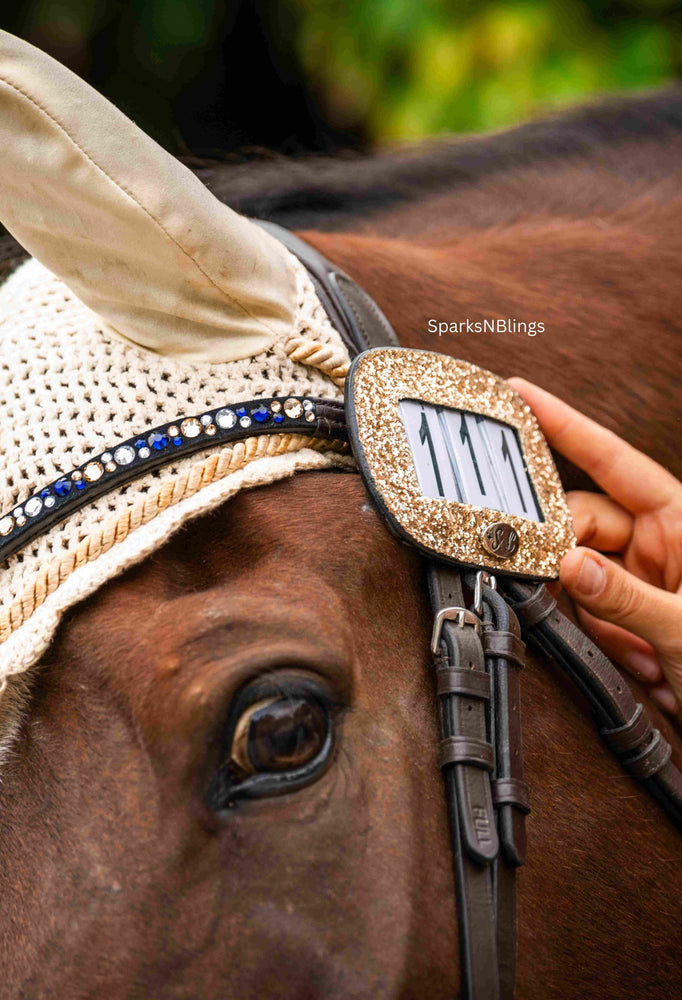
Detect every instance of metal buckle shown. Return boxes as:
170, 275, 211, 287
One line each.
474, 571, 497, 616
431, 607, 481, 655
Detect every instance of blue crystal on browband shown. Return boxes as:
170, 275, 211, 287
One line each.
0, 394, 336, 566
148, 432, 168, 450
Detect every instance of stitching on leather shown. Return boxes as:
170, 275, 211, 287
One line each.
0, 75, 283, 337
335, 276, 371, 350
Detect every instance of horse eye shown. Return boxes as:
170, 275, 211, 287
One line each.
230, 697, 327, 775
207, 678, 336, 811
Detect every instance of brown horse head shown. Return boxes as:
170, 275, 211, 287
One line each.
0, 41, 681, 997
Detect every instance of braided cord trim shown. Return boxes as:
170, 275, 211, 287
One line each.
285, 336, 349, 386
0, 433, 347, 644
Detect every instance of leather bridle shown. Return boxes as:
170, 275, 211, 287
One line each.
2, 221, 680, 1000
260, 222, 682, 1000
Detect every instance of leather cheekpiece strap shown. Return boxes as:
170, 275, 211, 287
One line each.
439, 736, 495, 771
437, 668, 491, 700
492, 778, 532, 815
481, 631, 526, 669
429, 565, 501, 1000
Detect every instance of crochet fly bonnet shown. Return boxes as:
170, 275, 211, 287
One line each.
0, 31, 354, 687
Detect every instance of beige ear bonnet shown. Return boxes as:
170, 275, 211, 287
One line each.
0, 30, 352, 685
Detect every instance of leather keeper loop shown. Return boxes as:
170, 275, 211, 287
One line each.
436, 668, 490, 700
623, 729, 672, 780
601, 704, 652, 755
481, 630, 526, 668
513, 585, 557, 627
492, 777, 531, 814
439, 736, 494, 771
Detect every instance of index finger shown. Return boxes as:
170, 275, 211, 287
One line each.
508, 378, 679, 514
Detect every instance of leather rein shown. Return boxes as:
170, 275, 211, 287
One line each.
261, 222, 682, 1000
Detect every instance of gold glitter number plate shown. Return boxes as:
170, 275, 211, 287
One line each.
345, 348, 575, 579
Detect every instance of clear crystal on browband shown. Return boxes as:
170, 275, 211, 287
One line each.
114, 445, 135, 466
25, 497, 42, 517
215, 408, 236, 429
0, 396, 339, 567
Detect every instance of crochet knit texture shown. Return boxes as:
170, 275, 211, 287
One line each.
0, 251, 352, 682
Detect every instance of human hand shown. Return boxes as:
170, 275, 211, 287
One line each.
508, 377, 682, 716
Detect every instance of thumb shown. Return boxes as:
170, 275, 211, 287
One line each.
560, 547, 682, 659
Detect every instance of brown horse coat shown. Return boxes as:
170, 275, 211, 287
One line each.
1, 90, 681, 998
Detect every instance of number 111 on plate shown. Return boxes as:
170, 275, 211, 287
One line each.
399, 400, 543, 522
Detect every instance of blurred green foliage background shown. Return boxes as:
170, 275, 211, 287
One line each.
1, 0, 680, 154
296, 0, 681, 140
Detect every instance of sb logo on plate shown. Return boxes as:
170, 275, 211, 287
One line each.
481, 522, 519, 560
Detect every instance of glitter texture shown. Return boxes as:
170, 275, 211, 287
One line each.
348, 348, 575, 580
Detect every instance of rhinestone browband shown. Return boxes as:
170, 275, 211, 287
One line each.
0, 396, 349, 564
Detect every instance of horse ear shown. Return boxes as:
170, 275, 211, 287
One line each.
0, 30, 296, 363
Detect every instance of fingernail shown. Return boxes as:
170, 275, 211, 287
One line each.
650, 686, 679, 714
623, 651, 661, 682
574, 555, 606, 596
